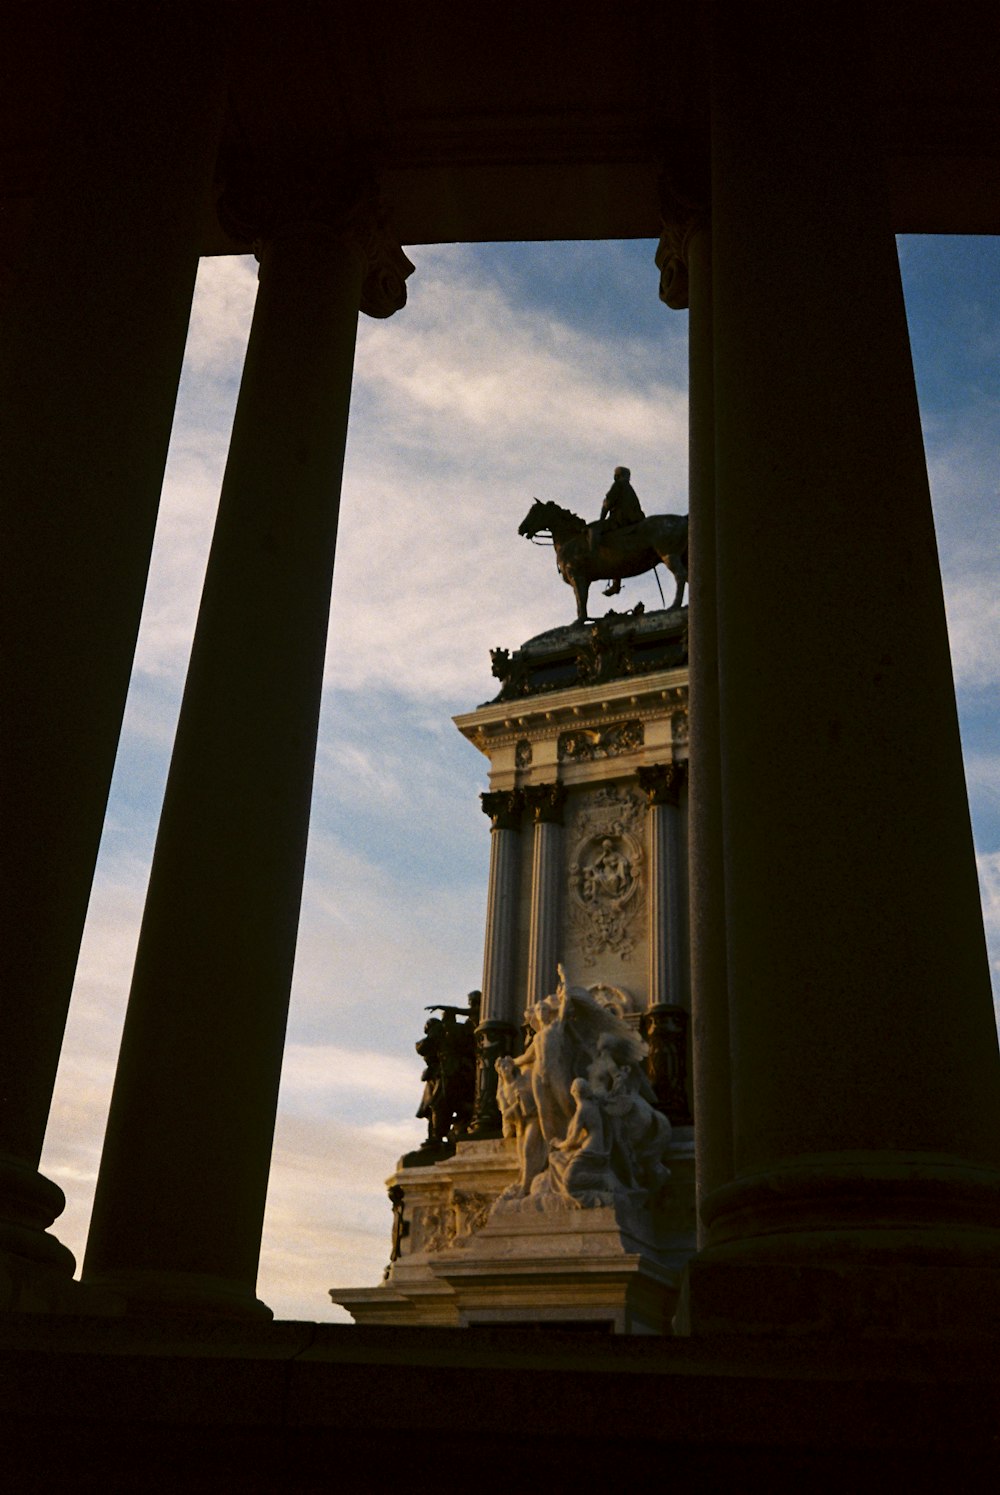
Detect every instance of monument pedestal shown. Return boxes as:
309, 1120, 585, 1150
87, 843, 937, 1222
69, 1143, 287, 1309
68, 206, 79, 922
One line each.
333, 1131, 694, 1333
331, 608, 695, 1333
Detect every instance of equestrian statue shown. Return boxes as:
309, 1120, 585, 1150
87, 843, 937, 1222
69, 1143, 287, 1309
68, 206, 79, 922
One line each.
519, 466, 688, 623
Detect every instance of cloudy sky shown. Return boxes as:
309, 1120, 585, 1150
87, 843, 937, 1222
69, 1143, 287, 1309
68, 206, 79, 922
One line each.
39, 236, 1000, 1322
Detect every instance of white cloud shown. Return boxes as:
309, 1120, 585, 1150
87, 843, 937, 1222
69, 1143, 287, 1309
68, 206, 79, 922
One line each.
179, 254, 259, 375
327, 244, 689, 702
260, 1111, 422, 1321
941, 573, 1000, 691
924, 398, 1000, 691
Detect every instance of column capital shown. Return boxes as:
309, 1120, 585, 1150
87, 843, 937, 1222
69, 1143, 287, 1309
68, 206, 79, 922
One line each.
480, 789, 523, 830
217, 166, 414, 319
638, 761, 687, 807
522, 782, 567, 825
655, 153, 710, 311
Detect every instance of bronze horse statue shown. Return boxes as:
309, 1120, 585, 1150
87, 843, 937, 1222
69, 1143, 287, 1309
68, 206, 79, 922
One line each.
519, 499, 688, 623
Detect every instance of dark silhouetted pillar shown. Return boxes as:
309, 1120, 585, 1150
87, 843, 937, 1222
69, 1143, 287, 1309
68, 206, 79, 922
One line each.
0, 6, 227, 1307
677, 5, 1000, 1336
658, 178, 733, 1242
82, 188, 413, 1316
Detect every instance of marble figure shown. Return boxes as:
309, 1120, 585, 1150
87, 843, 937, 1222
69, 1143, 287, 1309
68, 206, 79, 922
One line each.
493, 966, 671, 1213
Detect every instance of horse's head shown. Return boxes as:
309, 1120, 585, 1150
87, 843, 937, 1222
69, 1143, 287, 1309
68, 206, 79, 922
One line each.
518, 499, 550, 539
519, 498, 585, 541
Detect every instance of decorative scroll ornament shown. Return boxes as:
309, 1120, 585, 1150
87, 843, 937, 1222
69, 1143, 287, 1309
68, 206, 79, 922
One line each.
515, 738, 533, 768
568, 786, 645, 964
558, 719, 643, 763
217, 163, 414, 318
655, 149, 709, 311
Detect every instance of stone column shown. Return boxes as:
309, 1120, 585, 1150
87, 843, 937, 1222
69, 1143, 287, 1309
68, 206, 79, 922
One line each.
468, 791, 524, 1139
638, 763, 693, 1129
0, 7, 227, 1304
82, 182, 413, 1317
678, 7, 1000, 1336
637, 764, 687, 1008
523, 784, 567, 1012
657, 175, 732, 1233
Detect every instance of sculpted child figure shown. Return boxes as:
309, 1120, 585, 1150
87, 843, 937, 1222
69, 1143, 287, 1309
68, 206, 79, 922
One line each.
547, 1077, 616, 1205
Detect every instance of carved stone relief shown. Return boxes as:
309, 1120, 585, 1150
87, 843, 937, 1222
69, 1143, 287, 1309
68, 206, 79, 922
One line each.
415, 1202, 453, 1255
567, 786, 645, 965
672, 706, 689, 746
452, 1190, 493, 1243
412, 1190, 495, 1255
558, 719, 643, 763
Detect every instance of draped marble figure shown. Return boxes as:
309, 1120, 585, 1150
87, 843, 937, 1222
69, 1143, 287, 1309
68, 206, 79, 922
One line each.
494, 967, 672, 1212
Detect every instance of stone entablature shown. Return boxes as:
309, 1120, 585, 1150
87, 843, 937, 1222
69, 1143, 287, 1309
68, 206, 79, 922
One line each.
454, 665, 688, 792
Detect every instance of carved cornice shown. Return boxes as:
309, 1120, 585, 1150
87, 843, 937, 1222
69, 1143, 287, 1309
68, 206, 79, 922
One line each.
480, 789, 523, 831
522, 783, 567, 826
217, 165, 414, 318
637, 761, 687, 807
655, 149, 710, 311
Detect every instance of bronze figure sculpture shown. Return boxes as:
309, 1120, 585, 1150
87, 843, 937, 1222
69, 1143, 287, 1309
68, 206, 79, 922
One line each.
519, 489, 688, 622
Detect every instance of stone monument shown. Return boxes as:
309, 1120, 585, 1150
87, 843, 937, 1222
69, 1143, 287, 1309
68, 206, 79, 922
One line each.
333, 499, 693, 1332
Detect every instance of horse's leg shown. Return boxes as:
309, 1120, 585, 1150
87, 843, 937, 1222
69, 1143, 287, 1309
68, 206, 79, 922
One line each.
571, 569, 589, 622
666, 554, 686, 609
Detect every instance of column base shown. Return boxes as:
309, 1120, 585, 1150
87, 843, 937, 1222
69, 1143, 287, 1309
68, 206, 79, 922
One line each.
0, 1155, 76, 1277
675, 1231, 1000, 1340
80, 1268, 273, 1320
678, 1153, 1000, 1340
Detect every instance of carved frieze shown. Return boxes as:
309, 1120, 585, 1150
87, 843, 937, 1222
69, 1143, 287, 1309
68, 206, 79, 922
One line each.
417, 1202, 453, 1255
567, 786, 645, 965
412, 1190, 495, 1255
558, 719, 643, 763
515, 738, 533, 768
452, 1189, 493, 1243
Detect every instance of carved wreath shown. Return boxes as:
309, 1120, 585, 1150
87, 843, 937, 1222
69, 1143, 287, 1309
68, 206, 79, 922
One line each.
567, 786, 645, 965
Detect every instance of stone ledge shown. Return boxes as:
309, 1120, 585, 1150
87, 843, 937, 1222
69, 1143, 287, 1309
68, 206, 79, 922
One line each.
1, 1317, 999, 1490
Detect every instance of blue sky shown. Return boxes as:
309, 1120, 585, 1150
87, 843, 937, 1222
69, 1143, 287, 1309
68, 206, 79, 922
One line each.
40, 236, 999, 1321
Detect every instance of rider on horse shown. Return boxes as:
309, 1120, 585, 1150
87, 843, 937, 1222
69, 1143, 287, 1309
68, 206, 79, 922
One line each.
599, 466, 645, 595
